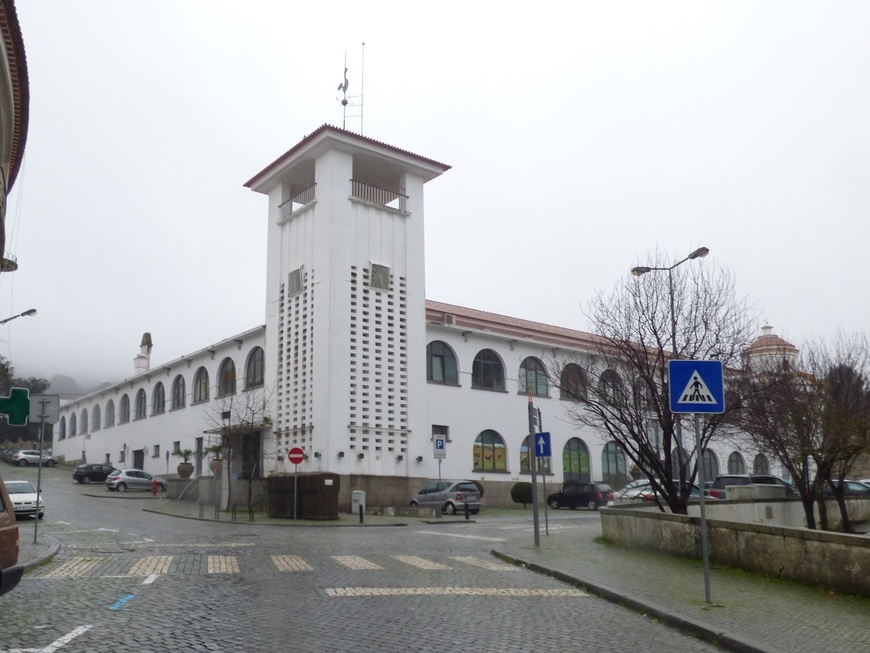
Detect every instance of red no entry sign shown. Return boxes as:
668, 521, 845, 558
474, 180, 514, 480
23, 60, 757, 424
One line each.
287, 447, 305, 465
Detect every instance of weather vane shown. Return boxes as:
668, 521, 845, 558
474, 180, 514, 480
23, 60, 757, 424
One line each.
336, 44, 365, 133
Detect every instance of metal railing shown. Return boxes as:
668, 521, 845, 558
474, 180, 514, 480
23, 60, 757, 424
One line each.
279, 184, 316, 220
351, 179, 407, 213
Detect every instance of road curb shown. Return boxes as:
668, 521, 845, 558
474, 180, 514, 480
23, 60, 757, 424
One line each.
21, 533, 61, 572
490, 548, 788, 653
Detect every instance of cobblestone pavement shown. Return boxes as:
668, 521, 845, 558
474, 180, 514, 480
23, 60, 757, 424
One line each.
5, 466, 722, 653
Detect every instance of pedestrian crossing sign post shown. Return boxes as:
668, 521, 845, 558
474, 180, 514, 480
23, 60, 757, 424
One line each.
668, 360, 725, 414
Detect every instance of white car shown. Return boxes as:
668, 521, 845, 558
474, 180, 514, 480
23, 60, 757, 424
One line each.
9, 449, 56, 467
105, 469, 166, 492
3, 480, 44, 519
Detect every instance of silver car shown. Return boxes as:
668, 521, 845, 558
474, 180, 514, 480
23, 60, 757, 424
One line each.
409, 479, 481, 515
105, 469, 166, 492
9, 449, 56, 467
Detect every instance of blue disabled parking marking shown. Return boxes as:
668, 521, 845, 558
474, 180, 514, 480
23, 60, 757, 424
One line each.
108, 594, 136, 611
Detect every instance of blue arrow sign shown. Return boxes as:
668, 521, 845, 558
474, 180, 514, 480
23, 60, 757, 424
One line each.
534, 431, 551, 458
668, 360, 725, 414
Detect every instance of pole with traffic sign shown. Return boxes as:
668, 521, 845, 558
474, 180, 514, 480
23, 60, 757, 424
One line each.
288, 447, 305, 520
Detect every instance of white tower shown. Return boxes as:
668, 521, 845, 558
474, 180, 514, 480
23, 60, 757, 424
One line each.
245, 125, 450, 476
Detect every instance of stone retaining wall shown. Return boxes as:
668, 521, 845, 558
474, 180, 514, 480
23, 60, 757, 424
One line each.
601, 499, 870, 596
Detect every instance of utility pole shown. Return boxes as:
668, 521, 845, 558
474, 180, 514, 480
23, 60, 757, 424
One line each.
528, 396, 540, 547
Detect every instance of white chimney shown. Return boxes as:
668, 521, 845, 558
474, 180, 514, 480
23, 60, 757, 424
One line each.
134, 332, 153, 374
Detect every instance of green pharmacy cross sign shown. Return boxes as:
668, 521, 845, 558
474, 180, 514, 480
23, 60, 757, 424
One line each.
0, 387, 31, 426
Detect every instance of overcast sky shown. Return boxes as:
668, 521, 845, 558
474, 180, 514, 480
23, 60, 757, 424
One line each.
4, 1, 869, 388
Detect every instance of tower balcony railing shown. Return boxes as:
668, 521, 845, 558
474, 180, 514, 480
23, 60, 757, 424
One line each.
350, 179, 408, 213
0, 251, 18, 272
279, 183, 317, 220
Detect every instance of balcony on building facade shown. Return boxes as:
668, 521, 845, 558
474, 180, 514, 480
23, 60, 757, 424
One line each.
351, 179, 408, 214
279, 183, 317, 220
1, 251, 17, 272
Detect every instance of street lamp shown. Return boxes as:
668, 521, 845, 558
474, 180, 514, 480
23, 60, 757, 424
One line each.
0, 308, 37, 326
631, 246, 713, 604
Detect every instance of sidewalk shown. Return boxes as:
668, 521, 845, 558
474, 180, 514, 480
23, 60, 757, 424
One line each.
17, 499, 870, 653
492, 523, 870, 653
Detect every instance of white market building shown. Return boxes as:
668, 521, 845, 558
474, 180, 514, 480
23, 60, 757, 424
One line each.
52, 125, 787, 508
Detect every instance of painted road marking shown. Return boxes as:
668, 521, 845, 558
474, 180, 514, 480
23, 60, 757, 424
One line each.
142, 574, 160, 585
450, 556, 519, 571
108, 594, 135, 611
0, 624, 95, 653
413, 530, 506, 542
271, 555, 314, 572
392, 555, 451, 570
129, 556, 173, 576
324, 587, 588, 597
332, 555, 383, 570
39, 557, 105, 578
207, 555, 239, 574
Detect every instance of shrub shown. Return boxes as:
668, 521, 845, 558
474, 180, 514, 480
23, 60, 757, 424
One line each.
510, 481, 533, 508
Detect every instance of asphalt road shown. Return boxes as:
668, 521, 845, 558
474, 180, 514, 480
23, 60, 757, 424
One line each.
2, 464, 722, 652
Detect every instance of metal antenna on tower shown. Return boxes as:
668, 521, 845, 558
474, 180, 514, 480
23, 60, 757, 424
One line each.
335, 43, 365, 134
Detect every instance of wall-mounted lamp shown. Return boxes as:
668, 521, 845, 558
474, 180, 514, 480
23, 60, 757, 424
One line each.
357, 452, 365, 460
337, 451, 345, 458
396, 454, 403, 462
416, 456, 424, 462
313, 451, 321, 458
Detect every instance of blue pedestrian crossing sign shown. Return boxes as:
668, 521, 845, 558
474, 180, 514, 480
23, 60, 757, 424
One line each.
668, 360, 725, 414
534, 432, 551, 458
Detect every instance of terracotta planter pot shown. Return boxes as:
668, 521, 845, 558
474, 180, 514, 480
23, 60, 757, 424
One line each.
177, 462, 194, 479
210, 459, 223, 475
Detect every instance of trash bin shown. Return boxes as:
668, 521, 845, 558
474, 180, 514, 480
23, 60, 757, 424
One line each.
351, 490, 366, 516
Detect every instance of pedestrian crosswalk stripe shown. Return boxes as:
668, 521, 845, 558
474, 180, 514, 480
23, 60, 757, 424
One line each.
40, 557, 105, 578
207, 555, 239, 574
332, 555, 383, 570
392, 555, 451, 570
324, 587, 587, 598
413, 530, 505, 542
449, 556, 518, 571
129, 556, 173, 575
271, 555, 314, 572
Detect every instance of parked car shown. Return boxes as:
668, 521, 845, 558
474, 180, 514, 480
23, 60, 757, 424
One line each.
615, 481, 701, 504
105, 469, 166, 493
708, 474, 796, 499
8, 449, 56, 467
409, 479, 481, 515
3, 480, 44, 519
824, 480, 870, 497
73, 463, 118, 484
547, 482, 613, 510
0, 468, 23, 596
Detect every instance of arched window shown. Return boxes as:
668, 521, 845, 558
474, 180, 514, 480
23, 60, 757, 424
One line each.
701, 449, 719, 482
563, 438, 591, 483
471, 349, 505, 391
599, 369, 625, 405
753, 453, 770, 475
152, 383, 165, 415
171, 375, 186, 409
59, 416, 66, 440
105, 399, 116, 428
601, 441, 627, 484
218, 358, 236, 397
728, 451, 746, 474
519, 357, 548, 396
245, 347, 265, 388
119, 394, 130, 424
473, 429, 507, 471
633, 377, 654, 410
193, 367, 209, 403
520, 435, 551, 474
560, 364, 588, 401
70, 413, 77, 437
81, 409, 89, 434
92, 404, 101, 432
426, 341, 458, 384
135, 389, 147, 420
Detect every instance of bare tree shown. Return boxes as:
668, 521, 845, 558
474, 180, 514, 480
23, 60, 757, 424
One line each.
202, 384, 274, 510
552, 250, 756, 515
735, 332, 870, 531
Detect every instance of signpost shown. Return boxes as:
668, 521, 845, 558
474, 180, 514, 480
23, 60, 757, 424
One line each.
433, 435, 446, 483
28, 394, 57, 545
288, 447, 304, 519
668, 359, 725, 605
